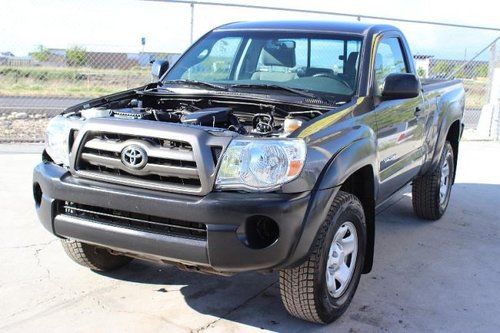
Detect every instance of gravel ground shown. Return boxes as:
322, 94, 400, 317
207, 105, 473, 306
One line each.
0, 112, 49, 142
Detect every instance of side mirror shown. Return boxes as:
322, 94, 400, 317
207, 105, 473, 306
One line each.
382, 73, 421, 100
151, 60, 169, 81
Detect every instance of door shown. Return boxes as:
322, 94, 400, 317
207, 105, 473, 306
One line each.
372, 36, 424, 200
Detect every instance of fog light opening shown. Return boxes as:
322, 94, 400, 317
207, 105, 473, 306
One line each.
33, 183, 42, 207
237, 216, 279, 249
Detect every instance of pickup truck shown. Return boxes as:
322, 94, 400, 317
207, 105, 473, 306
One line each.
33, 21, 464, 323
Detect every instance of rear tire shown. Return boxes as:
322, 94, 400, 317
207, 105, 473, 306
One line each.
412, 141, 455, 220
278, 191, 366, 324
61, 239, 132, 271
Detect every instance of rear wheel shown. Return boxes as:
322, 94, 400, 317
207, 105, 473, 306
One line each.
61, 239, 132, 271
278, 191, 366, 323
412, 141, 455, 220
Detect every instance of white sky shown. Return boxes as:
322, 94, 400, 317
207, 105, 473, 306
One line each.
1, 0, 499, 60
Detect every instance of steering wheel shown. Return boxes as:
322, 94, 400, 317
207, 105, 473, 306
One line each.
312, 73, 352, 89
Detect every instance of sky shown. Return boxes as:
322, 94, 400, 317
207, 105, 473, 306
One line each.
0, 0, 499, 60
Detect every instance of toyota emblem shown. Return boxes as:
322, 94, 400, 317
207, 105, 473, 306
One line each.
121, 145, 148, 169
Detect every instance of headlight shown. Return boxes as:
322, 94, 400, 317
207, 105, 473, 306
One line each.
215, 138, 307, 191
45, 115, 80, 166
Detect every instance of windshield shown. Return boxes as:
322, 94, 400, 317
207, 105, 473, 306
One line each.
164, 31, 363, 101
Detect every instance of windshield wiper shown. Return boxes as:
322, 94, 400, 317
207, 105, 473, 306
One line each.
161, 79, 227, 91
230, 83, 318, 99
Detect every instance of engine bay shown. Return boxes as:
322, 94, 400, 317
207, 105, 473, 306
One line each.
73, 92, 325, 137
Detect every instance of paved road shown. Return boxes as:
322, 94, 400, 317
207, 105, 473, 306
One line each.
0, 96, 86, 116
0, 141, 499, 332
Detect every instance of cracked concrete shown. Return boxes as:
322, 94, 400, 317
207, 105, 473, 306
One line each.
0, 141, 499, 332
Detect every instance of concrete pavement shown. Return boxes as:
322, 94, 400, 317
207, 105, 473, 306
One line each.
0, 141, 499, 332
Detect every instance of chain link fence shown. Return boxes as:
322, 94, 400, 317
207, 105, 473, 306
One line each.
0, 2, 499, 142
0, 51, 180, 142
418, 37, 499, 140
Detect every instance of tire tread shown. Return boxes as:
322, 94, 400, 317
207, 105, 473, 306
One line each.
278, 191, 361, 323
412, 141, 454, 220
61, 239, 131, 271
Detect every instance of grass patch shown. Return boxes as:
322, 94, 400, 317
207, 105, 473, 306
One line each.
0, 65, 150, 98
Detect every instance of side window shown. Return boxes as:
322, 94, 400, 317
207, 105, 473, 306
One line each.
374, 37, 408, 95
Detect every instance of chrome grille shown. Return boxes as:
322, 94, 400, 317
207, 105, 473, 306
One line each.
71, 118, 233, 195
82, 136, 198, 177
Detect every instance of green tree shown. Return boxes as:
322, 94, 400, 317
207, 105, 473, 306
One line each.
474, 63, 488, 78
66, 46, 87, 67
31, 45, 50, 62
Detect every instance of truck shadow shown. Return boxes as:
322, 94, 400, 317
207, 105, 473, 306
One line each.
97, 182, 500, 332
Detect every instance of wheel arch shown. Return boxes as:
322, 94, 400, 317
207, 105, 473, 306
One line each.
445, 120, 461, 183
429, 86, 464, 177
283, 136, 378, 273
316, 136, 377, 274
338, 165, 376, 274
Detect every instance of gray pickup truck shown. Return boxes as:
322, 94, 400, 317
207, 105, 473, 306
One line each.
33, 21, 464, 323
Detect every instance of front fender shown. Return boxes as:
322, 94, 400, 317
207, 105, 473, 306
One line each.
316, 135, 378, 191
282, 130, 378, 269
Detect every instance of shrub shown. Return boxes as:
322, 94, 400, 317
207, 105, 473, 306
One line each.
66, 46, 87, 67
31, 45, 50, 62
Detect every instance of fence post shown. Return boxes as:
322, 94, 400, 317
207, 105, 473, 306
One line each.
474, 39, 500, 140
491, 41, 500, 140
486, 40, 497, 103
190, 3, 194, 45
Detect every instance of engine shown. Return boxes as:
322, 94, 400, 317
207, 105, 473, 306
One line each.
76, 96, 320, 137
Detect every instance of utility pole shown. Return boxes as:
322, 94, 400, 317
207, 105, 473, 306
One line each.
190, 3, 194, 45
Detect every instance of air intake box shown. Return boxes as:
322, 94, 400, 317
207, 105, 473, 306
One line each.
181, 107, 233, 126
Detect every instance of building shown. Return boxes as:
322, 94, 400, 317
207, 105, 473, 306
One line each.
0, 51, 33, 66
414, 54, 434, 78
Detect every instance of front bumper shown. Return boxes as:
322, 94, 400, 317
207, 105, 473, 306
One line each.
33, 162, 331, 273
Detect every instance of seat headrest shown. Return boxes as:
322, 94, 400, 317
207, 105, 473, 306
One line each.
347, 52, 359, 66
261, 42, 296, 67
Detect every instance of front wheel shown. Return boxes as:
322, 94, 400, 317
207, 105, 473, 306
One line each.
279, 191, 366, 323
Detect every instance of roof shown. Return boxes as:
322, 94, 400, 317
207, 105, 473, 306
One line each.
215, 20, 398, 35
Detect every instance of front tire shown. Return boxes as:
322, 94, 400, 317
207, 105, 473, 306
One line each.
61, 239, 132, 271
279, 191, 366, 324
412, 141, 455, 220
